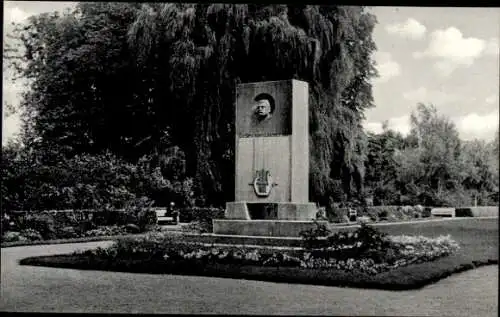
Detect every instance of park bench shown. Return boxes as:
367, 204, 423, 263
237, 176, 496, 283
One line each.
430, 208, 455, 217
155, 208, 179, 225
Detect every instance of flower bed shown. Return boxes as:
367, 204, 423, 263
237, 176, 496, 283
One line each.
19, 218, 497, 290
74, 225, 459, 276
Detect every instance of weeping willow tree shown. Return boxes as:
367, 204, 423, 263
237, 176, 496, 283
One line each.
6, 3, 377, 208
126, 3, 378, 206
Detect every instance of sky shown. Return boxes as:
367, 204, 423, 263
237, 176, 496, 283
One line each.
2, 2, 500, 145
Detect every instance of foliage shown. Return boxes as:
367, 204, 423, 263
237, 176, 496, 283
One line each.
327, 207, 350, 223
2, 214, 11, 235
3, 199, 160, 241
79, 227, 459, 276
1, 146, 194, 213
84, 226, 129, 237
123, 196, 157, 232
299, 220, 331, 249
20, 218, 497, 290
364, 128, 405, 205
56, 226, 78, 239
22, 212, 57, 240
454, 207, 473, 217
5, 3, 378, 207
365, 104, 498, 208
2, 231, 28, 243
179, 207, 225, 233
4, 3, 498, 210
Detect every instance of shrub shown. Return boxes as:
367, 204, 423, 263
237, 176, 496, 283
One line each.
57, 226, 79, 239
123, 196, 157, 232
364, 206, 398, 222
137, 208, 158, 231
422, 207, 432, 218
316, 207, 327, 220
52, 211, 80, 228
19, 228, 43, 241
84, 225, 129, 237
178, 208, 193, 223
75, 220, 95, 235
363, 205, 433, 222
299, 221, 331, 249
23, 212, 57, 240
1, 214, 10, 235
92, 208, 131, 226
327, 207, 350, 223
91, 197, 157, 231
179, 207, 225, 233
103, 232, 180, 259
2, 231, 27, 242
455, 207, 498, 217
378, 209, 388, 220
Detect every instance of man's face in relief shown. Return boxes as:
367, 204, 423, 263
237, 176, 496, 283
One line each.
255, 99, 271, 119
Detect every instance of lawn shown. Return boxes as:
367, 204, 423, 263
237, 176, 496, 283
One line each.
374, 218, 498, 264
19, 218, 498, 290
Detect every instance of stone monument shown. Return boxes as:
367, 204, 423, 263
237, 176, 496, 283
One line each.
213, 79, 326, 237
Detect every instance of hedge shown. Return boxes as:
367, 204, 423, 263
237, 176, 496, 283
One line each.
455, 206, 498, 217
328, 205, 432, 223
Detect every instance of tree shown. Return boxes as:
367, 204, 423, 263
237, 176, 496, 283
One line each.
5, 3, 378, 206
126, 4, 378, 205
5, 3, 144, 163
408, 103, 462, 197
460, 139, 498, 205
364, 129, 405, 205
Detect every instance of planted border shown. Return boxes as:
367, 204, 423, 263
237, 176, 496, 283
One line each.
19, 252, 497, 291
1, 231, 183, 248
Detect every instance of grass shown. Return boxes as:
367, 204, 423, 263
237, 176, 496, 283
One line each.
18, 218, 498, 290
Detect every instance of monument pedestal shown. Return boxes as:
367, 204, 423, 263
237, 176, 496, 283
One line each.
223, 201, 317, 220
213, 201, 323, 237
212, 219, 328, 237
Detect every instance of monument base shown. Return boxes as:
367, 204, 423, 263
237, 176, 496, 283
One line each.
224, 201, 317, 220
212, 219, 328, 237
215, 201, 320, 237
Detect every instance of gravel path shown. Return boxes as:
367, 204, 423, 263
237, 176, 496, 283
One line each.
1, 241, 498, 315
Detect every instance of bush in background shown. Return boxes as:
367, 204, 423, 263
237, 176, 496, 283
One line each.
180, 207, 225, 233
326, 205, 434, 224
1, 214, 11, 235
455, 206, 498, 217
2, 231, 27, 243
327, 207, 350, 223
19, 228, 43, 241
126, 196, 158, 232
23, 212, 57, 240
2, 195, 159, 242
455, 208, 473, 217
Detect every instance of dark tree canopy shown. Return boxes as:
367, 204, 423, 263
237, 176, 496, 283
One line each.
5, 3, 378, 207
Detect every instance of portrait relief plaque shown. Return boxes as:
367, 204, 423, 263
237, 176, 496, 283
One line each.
236, 81, 292, 137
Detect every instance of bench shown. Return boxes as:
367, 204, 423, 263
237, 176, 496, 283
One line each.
155, 209, 178, 224
431, 208, 455, 217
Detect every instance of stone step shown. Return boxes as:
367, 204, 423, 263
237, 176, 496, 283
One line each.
212, 219, 330, 237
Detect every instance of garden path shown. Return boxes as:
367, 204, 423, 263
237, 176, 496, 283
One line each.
1, 241, 497, 316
